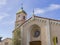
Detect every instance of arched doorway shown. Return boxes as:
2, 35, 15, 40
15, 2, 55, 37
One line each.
29, 24, 41, 45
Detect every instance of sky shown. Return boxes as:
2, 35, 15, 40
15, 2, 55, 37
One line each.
0, 0, 60, 39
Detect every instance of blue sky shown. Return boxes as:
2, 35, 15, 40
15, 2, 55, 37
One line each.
0, 0, 60, 39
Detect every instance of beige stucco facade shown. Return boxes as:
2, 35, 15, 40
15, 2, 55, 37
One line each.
50, 20, 60, 45
0, 38, 12, 45
19, 16, 60, 45
20, 16, 50, 45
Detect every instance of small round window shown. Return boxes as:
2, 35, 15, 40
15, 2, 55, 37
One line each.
34, 30, 40, 37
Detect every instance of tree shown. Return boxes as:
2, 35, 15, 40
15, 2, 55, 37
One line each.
13, 28, 21, 45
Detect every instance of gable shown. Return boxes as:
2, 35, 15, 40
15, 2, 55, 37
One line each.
22, 16, 48, 27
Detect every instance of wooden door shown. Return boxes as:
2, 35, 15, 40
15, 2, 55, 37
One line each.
30, 41, 41, 45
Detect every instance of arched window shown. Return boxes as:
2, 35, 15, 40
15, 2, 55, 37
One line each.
31, 24, 40, 38
23, 16, 25, 19
18, 15, 20, 17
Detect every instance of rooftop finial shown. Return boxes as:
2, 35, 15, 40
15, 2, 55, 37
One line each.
33, 9, 34, 14
32, 9, 35, 19
33, 9, 35, 16
21, 2, 23, 10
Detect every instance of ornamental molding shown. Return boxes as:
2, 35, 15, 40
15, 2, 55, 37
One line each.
50, 21, 60, 25
24, 17, 47, 26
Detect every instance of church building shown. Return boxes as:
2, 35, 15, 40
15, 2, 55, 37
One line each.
13, 6, 60, 45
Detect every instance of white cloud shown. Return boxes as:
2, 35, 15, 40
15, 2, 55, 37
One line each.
34, 4, 60, 14
0, 13, 9, 20
0, 0, 7, 5
0, 0, 7, 8
34, 8, 45, 14
47, 4, 60, 11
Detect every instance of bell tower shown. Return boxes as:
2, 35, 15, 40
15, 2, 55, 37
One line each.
15, 4, 27, 28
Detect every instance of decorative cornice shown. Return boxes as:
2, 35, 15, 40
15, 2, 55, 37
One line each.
50, 21, 60, 25
13, 16, 60, 32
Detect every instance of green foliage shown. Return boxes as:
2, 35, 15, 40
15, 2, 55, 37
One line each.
53, 37, 56, 45
13, 28, 21, 45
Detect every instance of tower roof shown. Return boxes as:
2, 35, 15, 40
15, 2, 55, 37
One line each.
16, 9, 27, 15
16, 3, 27, 15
